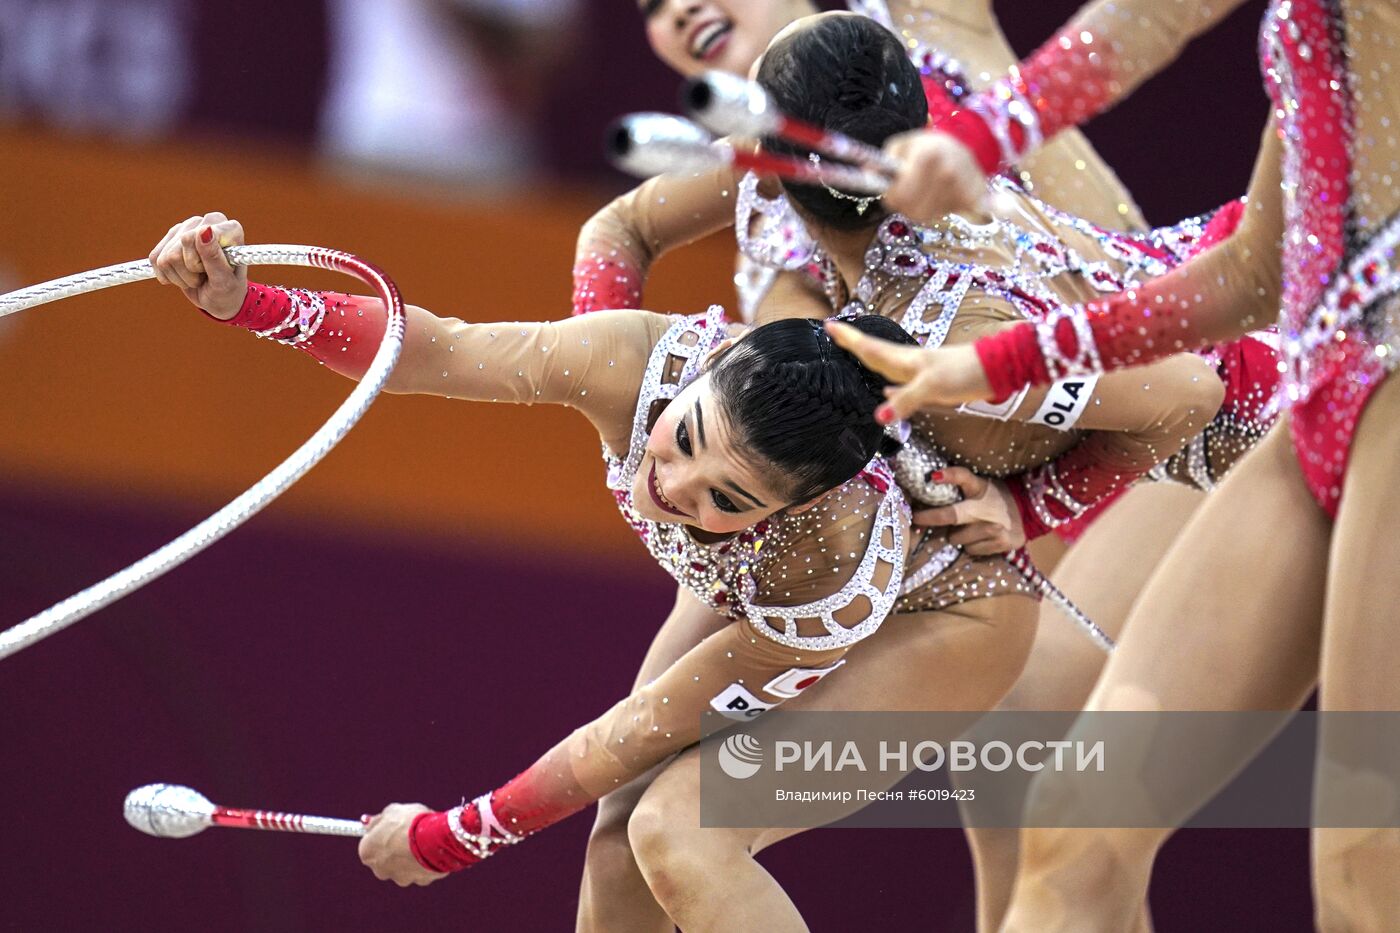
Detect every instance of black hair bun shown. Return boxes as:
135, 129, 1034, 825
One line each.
709, 315, 915, 504
756, 15, 928, 231
832, 39, 884, 111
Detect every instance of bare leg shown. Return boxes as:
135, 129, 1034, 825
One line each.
964, 482, 1202, 932
1002, 424, 1328, 933
1312, 374, 1400, 930
625, 594, 1039, 932
576, 589, 728, 933
1006, 484, 1203, 715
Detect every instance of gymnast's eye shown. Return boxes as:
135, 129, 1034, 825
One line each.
641, 0, 664, 17
711, 490, 740, 514
676, 418, 693, 456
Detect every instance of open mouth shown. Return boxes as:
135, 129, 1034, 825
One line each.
647, 461, 690, 518
688, 19, 732, 62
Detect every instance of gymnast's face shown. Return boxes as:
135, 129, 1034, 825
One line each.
631, 375, 794, 534
639, 0, 814, 79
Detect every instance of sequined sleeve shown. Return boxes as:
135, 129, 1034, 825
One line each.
408, 589, 860, 873
937, 302, 1224, 536
973, 120, 1285, 398
408, 539, 913, 874
572, 165, 744, 315
880, 0, 1146, 231
939, 0, 1252, 174
218, 283, 671, 447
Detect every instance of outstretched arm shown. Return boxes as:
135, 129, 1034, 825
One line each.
882, 0, 1147, 231
998, 354, 1223, 537
830, 119, 1284, 413
973, 120, 1283, 398
359, 588, 852, 884
930, 302, 1224, 539
881, 0, 1253, 222
151, 213, 666, 443
959, 0, 1251, 173
359, 478, 909, 885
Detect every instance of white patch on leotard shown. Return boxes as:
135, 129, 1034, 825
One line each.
710, 683, 774, 720
1028, 375, 1099, 431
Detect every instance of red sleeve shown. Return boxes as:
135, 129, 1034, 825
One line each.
571, 255, 643, 317
1004, 432, 1151, 539
409, 763, 584, 873
993, 197, 1254, 536
215, 282, 388, 376
929, 0, 1247, 172
973, 244, 1248, 397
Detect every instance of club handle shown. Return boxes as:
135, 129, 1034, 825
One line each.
211, 807, 366, 837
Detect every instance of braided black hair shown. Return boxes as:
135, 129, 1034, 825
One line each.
710, 315, 918, 504
756, 14, 927, 230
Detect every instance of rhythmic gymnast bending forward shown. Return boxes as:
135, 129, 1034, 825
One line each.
577, 8, 1276, 928
579, 0, 1146, 325
147, 153, 1216, 931
828, 0, 1400, 927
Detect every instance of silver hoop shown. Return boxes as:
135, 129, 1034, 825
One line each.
0, 245, 406, 660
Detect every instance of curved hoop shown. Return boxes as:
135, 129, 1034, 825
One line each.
0, 245, 405, 660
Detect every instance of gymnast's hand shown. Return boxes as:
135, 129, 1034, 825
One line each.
824, 321, 993, 418
911, 467, 1026, 556
359, 803, 446, 887
149, 212, 248, 320
880, 129, 987, 224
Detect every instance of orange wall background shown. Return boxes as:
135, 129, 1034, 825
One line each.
0, 129, 734, 559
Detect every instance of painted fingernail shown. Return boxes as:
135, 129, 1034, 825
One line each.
199, 226, 213, 244
875, 404, 894, 425
928, 470, 944, 481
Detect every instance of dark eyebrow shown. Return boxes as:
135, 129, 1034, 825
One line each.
693, 399, 707, 449
728, 483, 767, 510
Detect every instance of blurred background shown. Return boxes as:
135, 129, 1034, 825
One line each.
0, 0, 1309, 930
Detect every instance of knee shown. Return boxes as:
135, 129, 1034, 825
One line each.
627, 799, 722, 906
1021, 768, 1095, 838
1019, 772, 1159, 875
583, 815, 640, 883
1313, 827, 1400, 930
1018, 823, 1160, 894
1016, 824, 1075, 878
627, 797, 693, 870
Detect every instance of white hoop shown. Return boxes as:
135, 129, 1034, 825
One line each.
0, 245, 406, 660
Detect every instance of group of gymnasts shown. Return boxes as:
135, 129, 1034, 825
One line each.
145, 0, 1400, 929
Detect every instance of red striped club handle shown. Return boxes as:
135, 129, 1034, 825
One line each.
124, 783, 366, 839
210, 806, 365, 837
